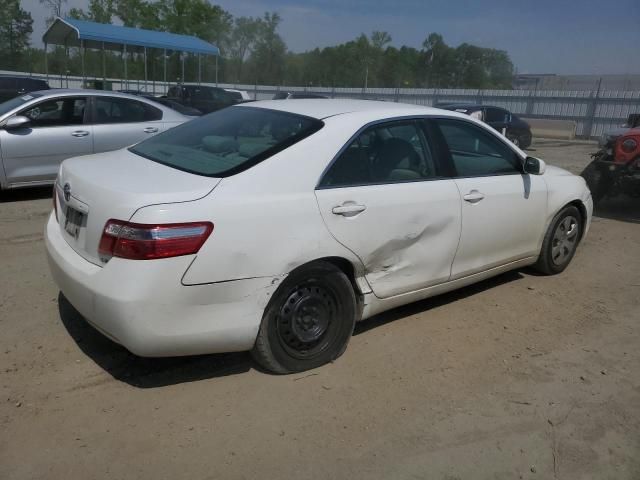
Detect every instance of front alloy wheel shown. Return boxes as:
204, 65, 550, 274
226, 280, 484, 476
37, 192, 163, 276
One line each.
551, 215, 579, 266
534, 205, 582, 275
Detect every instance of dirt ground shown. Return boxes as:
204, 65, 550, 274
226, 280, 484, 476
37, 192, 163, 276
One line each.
1, 139, 639, 480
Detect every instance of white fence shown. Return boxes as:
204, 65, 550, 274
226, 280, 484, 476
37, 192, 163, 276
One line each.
3, 70, 640, 139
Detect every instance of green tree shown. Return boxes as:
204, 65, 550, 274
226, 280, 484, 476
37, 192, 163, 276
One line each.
69, 0, 114, 23
248, 12, 286, 84
0, 0, 33, 70
226, 16, 261, 82
39, 0, 67, 24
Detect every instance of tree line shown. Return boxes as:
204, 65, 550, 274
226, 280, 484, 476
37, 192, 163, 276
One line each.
0, 0, 515, 89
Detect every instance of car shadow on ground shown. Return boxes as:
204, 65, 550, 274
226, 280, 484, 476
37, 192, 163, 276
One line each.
58, 270, 525, 388
58, 293, 253, 388
0, 186, 53, 203
594, 197, 640, 224
354, 270, 524, 336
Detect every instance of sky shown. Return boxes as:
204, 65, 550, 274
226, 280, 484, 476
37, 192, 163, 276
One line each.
22, 0, 640, 75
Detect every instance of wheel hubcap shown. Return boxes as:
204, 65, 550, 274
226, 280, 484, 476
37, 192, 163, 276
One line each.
276, 284, 337, 357
551, 215, 579, 265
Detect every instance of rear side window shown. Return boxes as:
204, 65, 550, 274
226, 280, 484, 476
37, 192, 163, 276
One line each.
94, 97, 162, 123
435, 119, 520, 177
485, 107, 510, 123
24, 79, 48, 91
130, 106, 323, 177
320, 120, 438, 188
20, 97, 86, 127
0, 78, 16, 89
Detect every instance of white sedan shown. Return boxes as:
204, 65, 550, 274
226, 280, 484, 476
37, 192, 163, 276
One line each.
45, 100, 593, 373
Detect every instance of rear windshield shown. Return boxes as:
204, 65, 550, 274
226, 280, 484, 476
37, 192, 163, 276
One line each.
0, 93, 43, 117
130, 106, 323, 177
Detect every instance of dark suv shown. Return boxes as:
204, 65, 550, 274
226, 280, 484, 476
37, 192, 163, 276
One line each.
437, 103, 532, 149
166, 85, 235, 114
0, 76, 50, 103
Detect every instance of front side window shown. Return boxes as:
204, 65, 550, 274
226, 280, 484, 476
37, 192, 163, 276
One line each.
94, 97, 162, 123
20, 97, 86, 128
320, 120, 438, 188
485, 107, 510, 123
130, 106, 323, 177
435, 119, 521, 177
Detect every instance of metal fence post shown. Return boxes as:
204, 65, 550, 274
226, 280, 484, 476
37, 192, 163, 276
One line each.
525, 89, 535, 115
584, 77, 603, 139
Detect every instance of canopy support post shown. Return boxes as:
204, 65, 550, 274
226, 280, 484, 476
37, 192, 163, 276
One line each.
215, 55, 218, 86
198, 54, 201, 85
102, 42, 106, 81
181, 53, 185, 84
64, 42, 69, 87
163, 49, 167, 90
44, 42, 49, 81
144, 47, 148, 89
123, 44, 128, 90
81, 40, 85, 84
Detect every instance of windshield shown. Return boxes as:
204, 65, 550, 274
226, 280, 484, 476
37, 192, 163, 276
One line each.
130, 106, 323, 177
0, 93, 43, 117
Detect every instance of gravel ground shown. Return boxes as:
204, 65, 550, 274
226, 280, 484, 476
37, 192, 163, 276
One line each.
1, 139, 639, 480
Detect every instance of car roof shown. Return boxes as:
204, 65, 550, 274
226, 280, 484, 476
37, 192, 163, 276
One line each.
240, 99, 463, 121
439, 103, 509, 111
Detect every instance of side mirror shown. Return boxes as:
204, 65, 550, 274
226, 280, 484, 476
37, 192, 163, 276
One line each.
524, 156, 546, 175
4, 115, 31, 130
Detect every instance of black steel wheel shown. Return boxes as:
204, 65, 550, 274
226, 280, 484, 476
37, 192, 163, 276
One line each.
252, 261, 356, 374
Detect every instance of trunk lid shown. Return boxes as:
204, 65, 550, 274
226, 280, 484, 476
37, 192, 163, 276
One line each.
55, 148, 220, 265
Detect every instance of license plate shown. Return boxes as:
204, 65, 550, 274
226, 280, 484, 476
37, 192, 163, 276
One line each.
64, 206, 84, 239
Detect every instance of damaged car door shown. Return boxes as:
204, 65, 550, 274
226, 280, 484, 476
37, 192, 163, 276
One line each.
315, 119, 461, 298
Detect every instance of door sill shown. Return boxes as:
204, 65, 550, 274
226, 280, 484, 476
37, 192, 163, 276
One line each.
362, 256, 537, 319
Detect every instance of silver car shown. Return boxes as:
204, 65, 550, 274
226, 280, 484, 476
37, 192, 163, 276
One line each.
0, 89, 189, 190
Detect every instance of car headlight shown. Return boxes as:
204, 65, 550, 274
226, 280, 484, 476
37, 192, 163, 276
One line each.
621, 138, 638, 153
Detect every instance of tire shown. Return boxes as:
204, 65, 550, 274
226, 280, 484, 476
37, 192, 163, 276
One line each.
507, 134, 521, 148
251, 261, 357, 374
534, 205, 582, 275
581, 160, 610, 204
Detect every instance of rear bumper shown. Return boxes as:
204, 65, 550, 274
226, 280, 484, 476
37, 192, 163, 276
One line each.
45, 213, 277, 357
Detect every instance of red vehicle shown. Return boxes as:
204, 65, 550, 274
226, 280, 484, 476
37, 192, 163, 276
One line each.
582, 127, 640, 203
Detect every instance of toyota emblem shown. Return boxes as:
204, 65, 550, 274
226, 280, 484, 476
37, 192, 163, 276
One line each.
63, 183, 71, 202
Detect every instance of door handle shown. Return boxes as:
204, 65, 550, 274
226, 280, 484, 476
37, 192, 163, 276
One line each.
71, 130, 89, 137
143, 127, 159, 133
332, 204, 367, 216
463, 190, 485, 203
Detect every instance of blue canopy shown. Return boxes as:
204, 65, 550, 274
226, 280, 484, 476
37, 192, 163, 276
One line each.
43, 17, 219, 56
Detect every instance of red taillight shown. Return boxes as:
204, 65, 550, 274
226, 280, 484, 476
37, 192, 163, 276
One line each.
53, 188, 58, 222
98, 220, 213, 261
